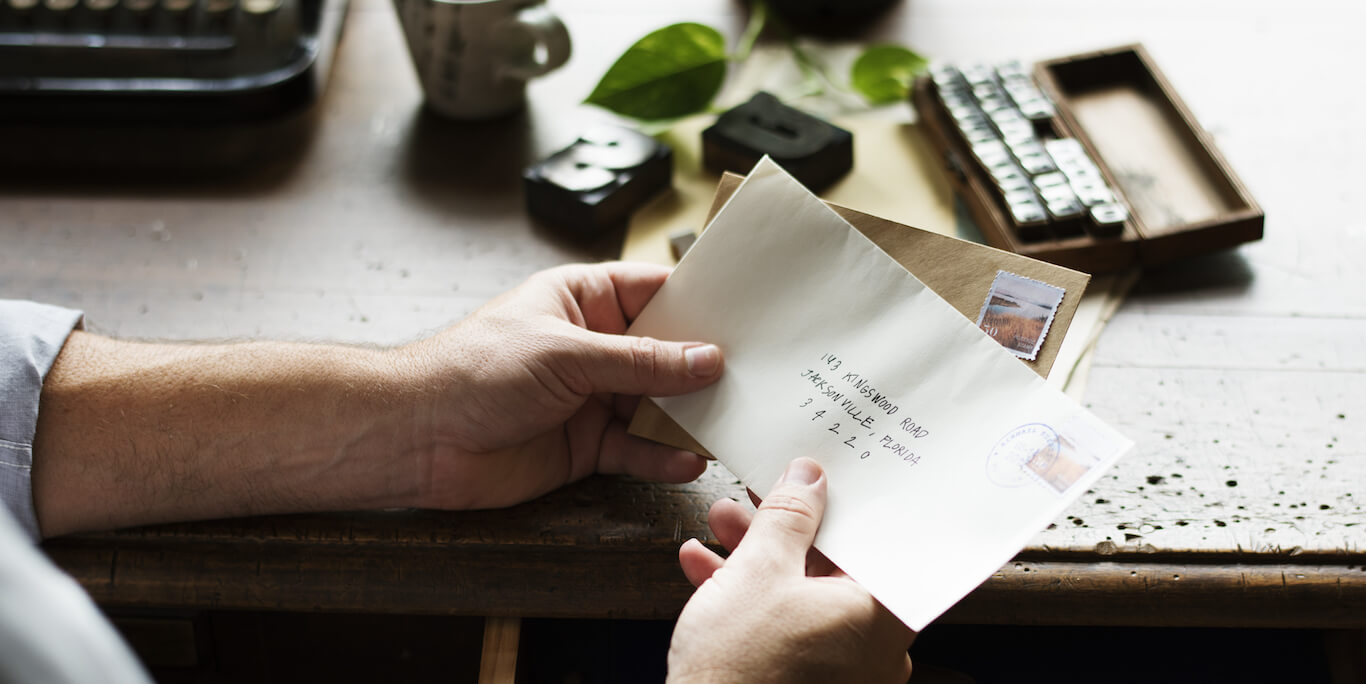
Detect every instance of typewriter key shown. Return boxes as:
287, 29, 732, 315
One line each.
1018, 99, 1056, 120
990, 165, 1029, 191
940, 90, 970, 108
957, 121, 993, 140
1058, 159, 1101, 183
1032, 171, 1069, 190
979, 152, 1016, 172
1004, 188, 1040, 206
961, 64, 994, 87
1007, 139, 1043, 157
971, 139, 1009, 161
1017, 153, 1057, 176
949, 105, 981, 123
988, 108, 1026, 127
930, 64, 964, 90
1073, 183, 1115, 207
1039, 183, 1077, 205
972, 83, 1003, 101
1003, 80, 1037, 100
998, 122, 1036, 146
952, 110, 988, 130
1008, 198, 1050, 240
997, 175, 1033, 194
1090, 203, 1128, 224
1043, 138, 1086, 162
1089, 203, 1128, 236
977, 96, 1011, 114
987, 157, 1020, 175
964, 127, 1000, 145
1046, 197, 1086, 221
996, 60, 1028, 78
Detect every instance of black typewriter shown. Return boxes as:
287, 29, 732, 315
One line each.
0, 0, 346, 121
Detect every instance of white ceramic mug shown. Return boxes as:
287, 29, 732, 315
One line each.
393, 0, 572, 119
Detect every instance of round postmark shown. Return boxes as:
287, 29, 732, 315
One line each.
985, 423, 1060, 488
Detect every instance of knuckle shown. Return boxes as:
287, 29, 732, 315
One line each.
525, 267, 565, 292
759, 490, 821, 528
543, 335, 595, 397
627, 336, 663, 379
543, 262, 583, 280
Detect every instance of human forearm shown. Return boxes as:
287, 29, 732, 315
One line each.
29, 263, 721, 537
32, 331, 423, 536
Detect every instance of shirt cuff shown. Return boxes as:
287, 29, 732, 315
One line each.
0, 301, 84, 541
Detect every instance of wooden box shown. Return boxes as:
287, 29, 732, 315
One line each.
912, 44, 1264, 273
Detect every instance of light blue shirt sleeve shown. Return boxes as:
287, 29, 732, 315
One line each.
0, 504, 151, 684
0, 300, 84, 541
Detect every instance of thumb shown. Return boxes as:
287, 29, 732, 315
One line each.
728, 458, 827, 574
568, 330, 722, 397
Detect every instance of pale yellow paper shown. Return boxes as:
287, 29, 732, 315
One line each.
628, 158, 1132, 632
1050, 269, 1140, 398
621, 115, 955, 265
620, 39, 1133, 402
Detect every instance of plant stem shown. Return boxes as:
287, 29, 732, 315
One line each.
774, 31, 826, 99
731, 0, 768, 62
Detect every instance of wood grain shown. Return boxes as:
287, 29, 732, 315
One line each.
478, 618, 520, 684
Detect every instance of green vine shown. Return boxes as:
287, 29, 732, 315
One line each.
584, 1, 927, 124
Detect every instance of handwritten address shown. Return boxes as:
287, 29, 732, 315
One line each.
797, 353, 931, 465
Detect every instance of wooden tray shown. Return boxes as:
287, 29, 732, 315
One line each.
912, 44, 1264, 272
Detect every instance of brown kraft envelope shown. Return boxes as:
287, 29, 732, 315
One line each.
628, 172, 1091, 458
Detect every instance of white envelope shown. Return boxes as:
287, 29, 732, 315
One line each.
627, 157, 1132, 631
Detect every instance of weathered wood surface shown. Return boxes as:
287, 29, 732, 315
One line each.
41, 468, 1366, 627
8, 0, 1366, 626
44, 470, 738, 620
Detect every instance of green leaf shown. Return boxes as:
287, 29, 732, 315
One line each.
850, 44, 929, 105
585, 23, 728, 120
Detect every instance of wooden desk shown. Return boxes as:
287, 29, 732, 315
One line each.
4, 0, 1363, 630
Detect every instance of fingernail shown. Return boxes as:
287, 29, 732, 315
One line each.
684, 344, 721, 376
781, 458, 822, 486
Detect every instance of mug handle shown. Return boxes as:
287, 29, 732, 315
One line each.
496, 4, 572, 81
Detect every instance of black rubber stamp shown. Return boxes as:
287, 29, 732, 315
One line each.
523, 125, 672, 239
702, 92, 853, 192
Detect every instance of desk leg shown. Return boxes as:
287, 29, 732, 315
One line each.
478, 617, 521, 684
1326, 629, 1366, 684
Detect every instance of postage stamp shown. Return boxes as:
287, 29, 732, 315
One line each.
985, 423, 1058, 488
986, 419, 1107, 495
975, 270, 1065, 361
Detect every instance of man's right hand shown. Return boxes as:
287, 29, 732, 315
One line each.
668, 458, 916, 684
